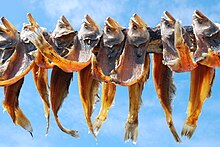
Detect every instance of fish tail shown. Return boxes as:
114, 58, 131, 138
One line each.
54, 116, 79, 138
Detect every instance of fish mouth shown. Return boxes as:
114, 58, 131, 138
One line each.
60, 15, 74, 31
104, 17, 122, 29
0, 17, 18, 38
162, 11, 175, 25
164, 11, 175, 22
194, 10, 207, 20
83, 14, 99, 29
52, 15, 75, 38
130, 14, 147, 28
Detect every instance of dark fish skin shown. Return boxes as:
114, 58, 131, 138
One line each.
93, 17, 125, 79
0, 17, 35, 86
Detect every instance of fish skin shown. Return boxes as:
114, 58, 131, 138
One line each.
112, 14, 149, 86
92, 17, 125, 80
22, 14, 90, 73
0, 18, 35, 86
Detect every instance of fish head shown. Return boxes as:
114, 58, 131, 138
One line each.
0, 17, 18, 48
52, 16, 75, 49
161, 11, 176, 38
79, 15, 102, 40
127, 14, 149, 46
78, 15, 102, 48
192, 10, 218, 36
103, 17, 124, 47
193, 10, 220, 62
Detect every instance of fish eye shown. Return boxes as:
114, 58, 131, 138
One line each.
133, 25, 137, 30
197, 19, 203, 24
165, 22, 170, 27
84, 39, 91, 45
107, 28, 111, 33
84, 24, 88, 29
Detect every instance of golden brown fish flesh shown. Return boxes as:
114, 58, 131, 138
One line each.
21, 14, 90, 72
91, 17, 123, 137
181, 10, 217, 139
124, 71, 149, 144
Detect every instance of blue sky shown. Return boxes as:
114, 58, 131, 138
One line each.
1, 0, 220, 147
